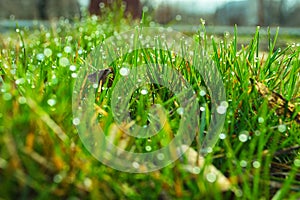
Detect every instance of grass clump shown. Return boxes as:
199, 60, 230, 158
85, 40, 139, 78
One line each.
0, 11, 300, 200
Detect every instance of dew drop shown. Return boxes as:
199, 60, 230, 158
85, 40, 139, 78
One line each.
219, 133, 226, 140
132, 161, 140, 169
206, 172, 217, 183
47, 99, 56, 107
3, 93, 12, 101
36, 53, 45, 61
83, 178, 92, 188
217, 105, 227, 114
238, 131, 249, 142
278, 124, 286, 132
239, 160, 247, 167
176, 107, 184, 115
252, 161, 261, 168
53, 174, 63, 183
18, 96, 26, 104
141, 89, 148, 95
44, 48, 52, 57
69, 65, 76, 71
145, 146, 152, 151
120, 67, 130, 76
71, 73, 78, 78
59, 57, 69, 67
64, 46, 72, 53
199, 90, 206, 96
157, 153, 165, 160
192, 166, 200, 174
258, 117, 264, 123
72, 118, 80, 125
294, 159, 300, 167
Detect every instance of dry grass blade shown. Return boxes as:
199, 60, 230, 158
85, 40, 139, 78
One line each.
26, 97, 69, 143
255, 81, 300, 123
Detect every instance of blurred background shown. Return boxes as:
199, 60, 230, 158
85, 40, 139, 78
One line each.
0, 0, 300, 27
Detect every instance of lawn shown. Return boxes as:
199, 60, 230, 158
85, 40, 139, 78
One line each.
0, 10, 300, 199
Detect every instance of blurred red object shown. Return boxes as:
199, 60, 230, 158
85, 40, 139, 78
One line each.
88, 0, 142, 18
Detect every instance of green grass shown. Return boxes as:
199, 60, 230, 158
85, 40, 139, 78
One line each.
0, 11, 300, 199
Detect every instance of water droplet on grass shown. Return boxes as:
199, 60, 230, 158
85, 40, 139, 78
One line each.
69, 65, 76, 71
192, 167, 200, 174
239, 160, 247, 167
176, 107, 184, 115
199, 90, 206, 96
294, 159, 300, 167
239, 131, 249, 142
59, 57, 69, 67
252, 161, 261, 168
3, 93, 12, 101
71, 73, 77, 78
145, 146, 152, 151
206, 172, 217, 183
36, 53, 45, 61
175, 14, 182, 21
141, 89, 148, 95
15, 78, 25, 85
278, 124, 286, 132
72, 118, 80, 125
157, 153, 165, 160
18, 96, 26, 104
44, 48, 52, 57
258, 117, 264, 123
219, 133, 226, 140
47, 99, 56, 107
132, 161, 140, 169
64, 46, 72, 54
120, 67, 130, 76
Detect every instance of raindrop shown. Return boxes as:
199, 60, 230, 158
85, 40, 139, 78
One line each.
239, 160, 247, 167
53, 174, 63, 183
175, 15, 182, 21
59, 57, 69, 67
72, 118, 80, 125
252, 161, 261, 168
200, 107, 205, 112
36, 53, 45, 61
71, 73, 77, 78
294, 159, 300, 167
206, 172, 217, 183
83, 178, 92, 188
254, 130, 261, 136
18, 96, 26, 104
176, 107, 184, 115
157, 153, 165, 160
145, 146, 152, 151
278, 124, 286, 132
64, 46, 72, 53
3, 93, 12, 101
199, 90, 206, 96
217, 105, 227, 114
132, 161, 140, 169
47, 99, 56, 107
192, 167, 201, 174
44, 48, 52, 57
141, 89, 148, 95
15, 78, 25, 85
120, 67, 130, 76
258, 117, 264, 123
238, 131, 249, 142
219, 133, 226, 140
69, 65, 76, 71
